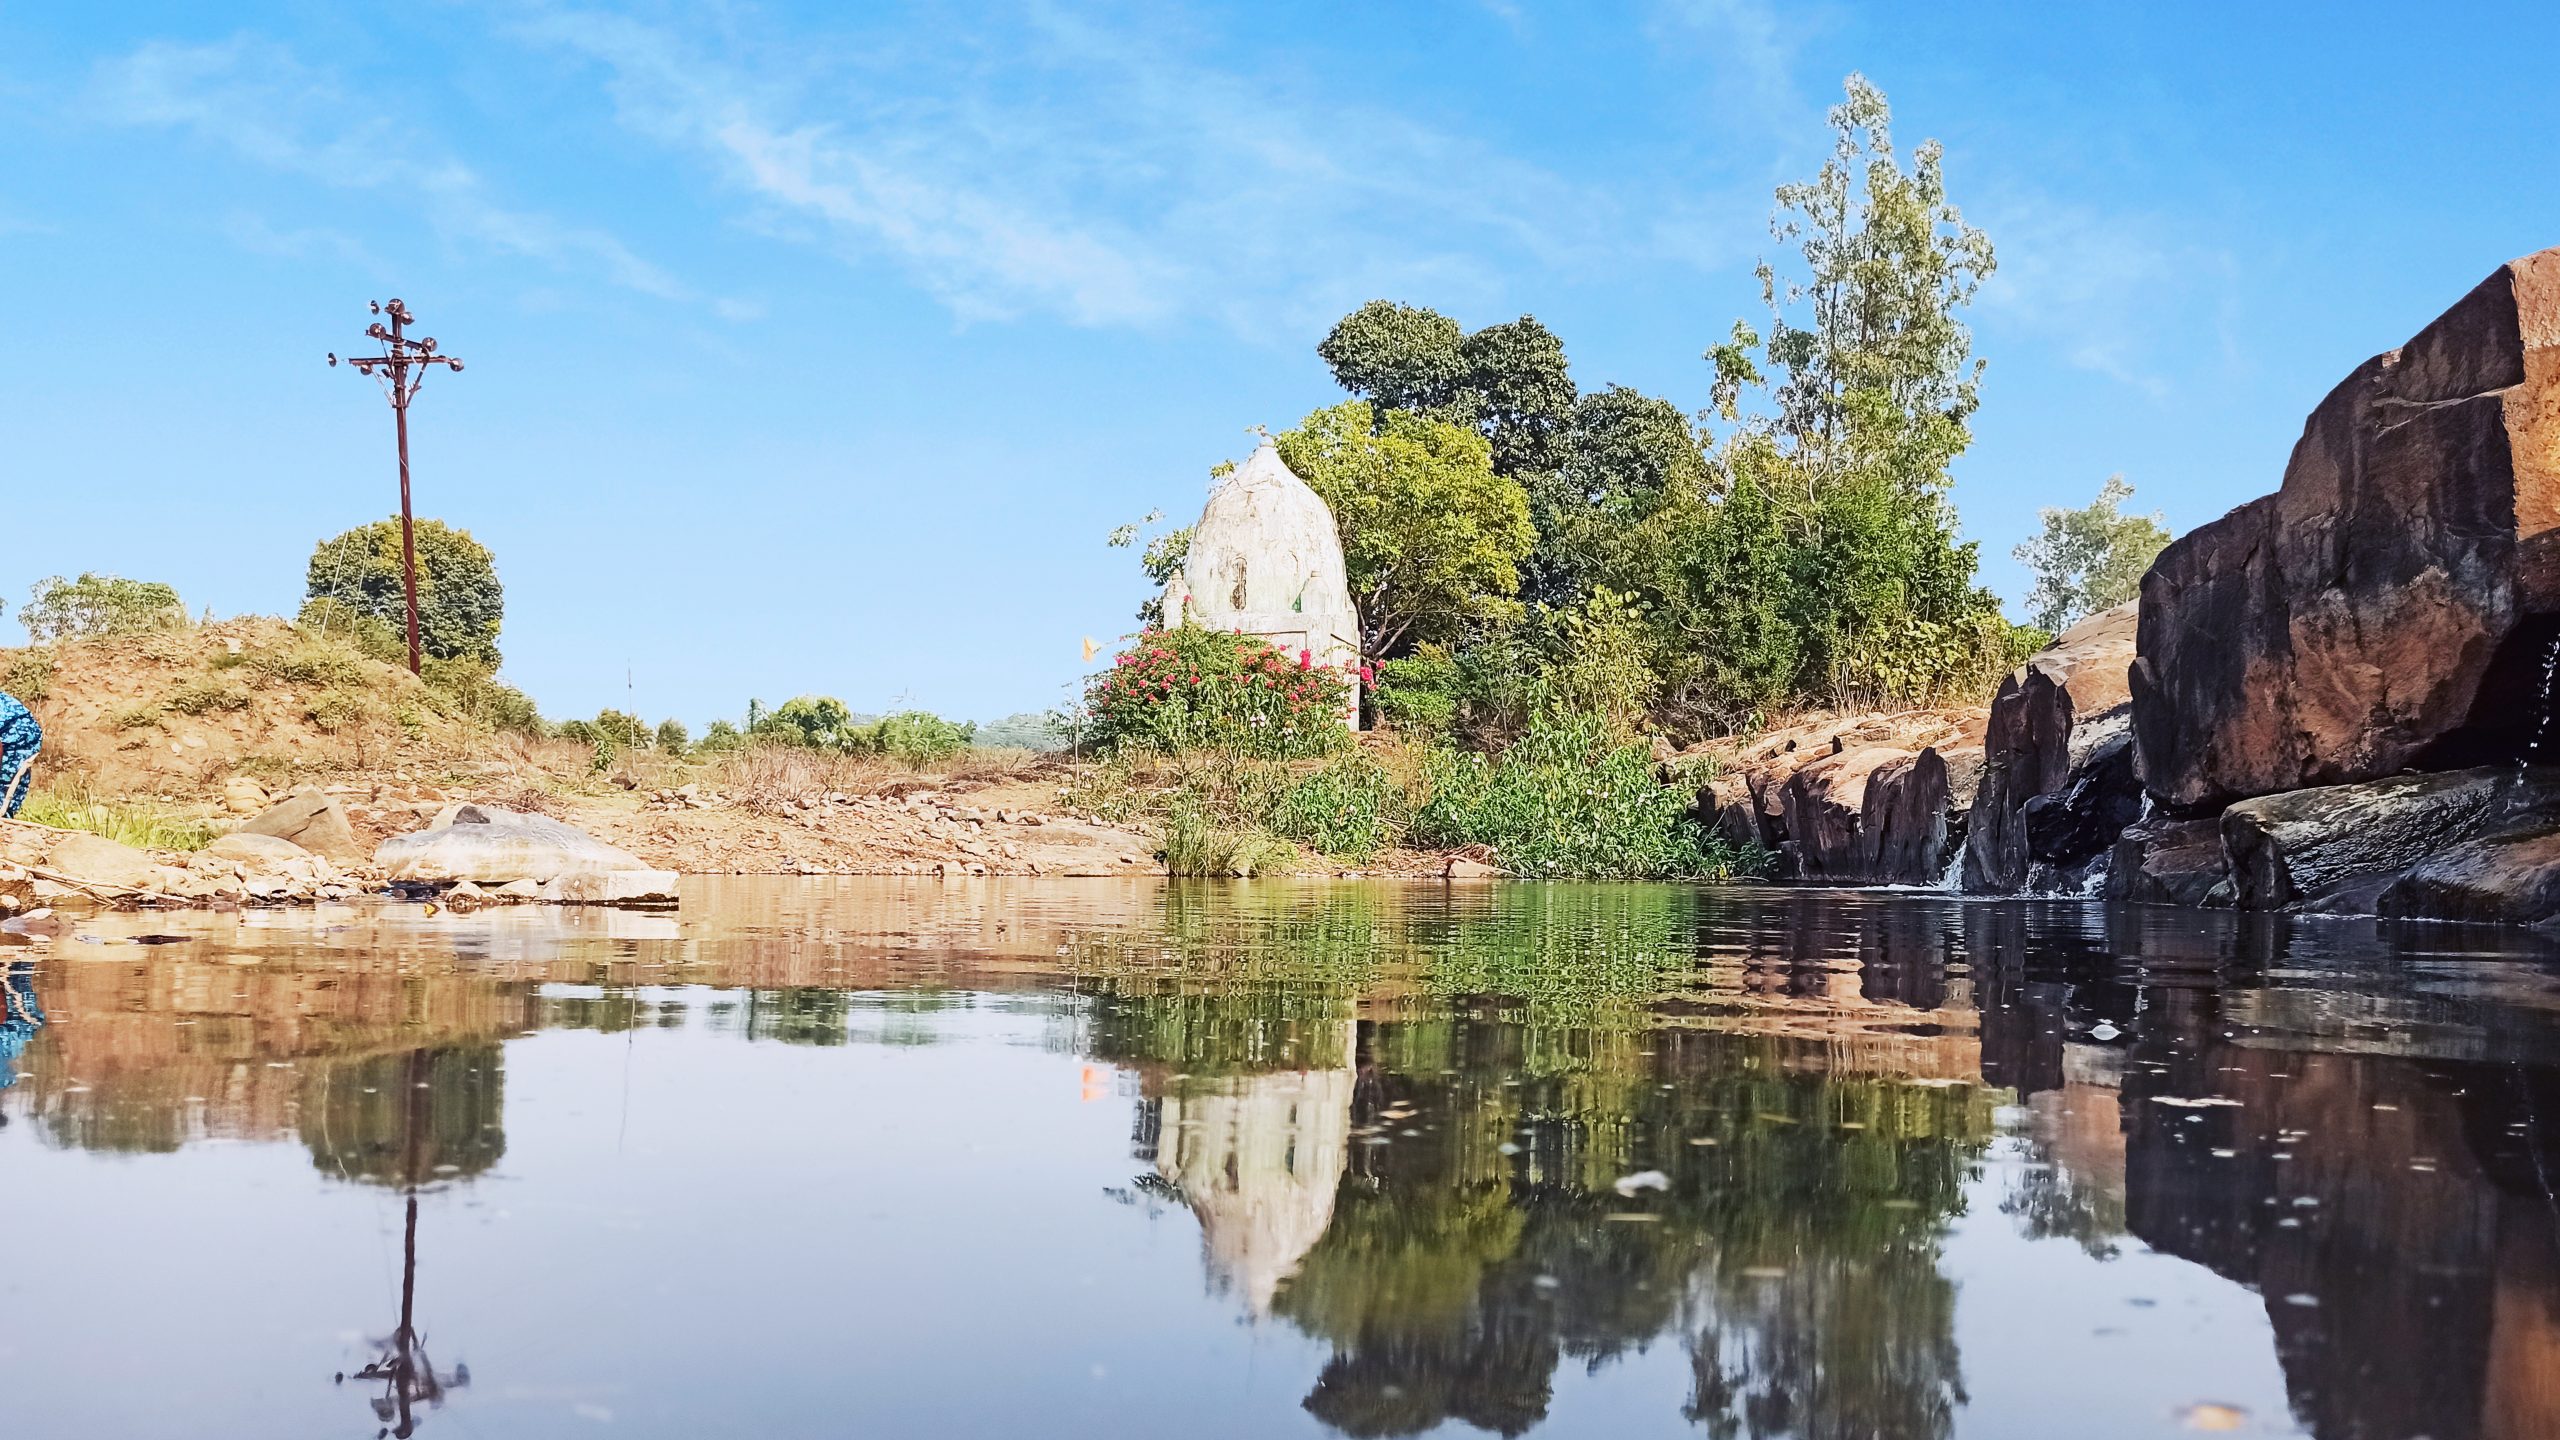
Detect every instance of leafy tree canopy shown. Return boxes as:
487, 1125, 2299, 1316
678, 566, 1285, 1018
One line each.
1276, 401, 1535, 662
18, 573, 186, 643
2014, 475, 2172, 632
306, 518, 504, 667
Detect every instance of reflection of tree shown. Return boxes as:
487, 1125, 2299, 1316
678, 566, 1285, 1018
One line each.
1265, 1019, 1990, 1439
301, 1045, 505, 1187
333, 1048, 477, 1438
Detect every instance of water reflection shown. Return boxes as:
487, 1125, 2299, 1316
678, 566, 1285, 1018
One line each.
4, 881, 2560, 1438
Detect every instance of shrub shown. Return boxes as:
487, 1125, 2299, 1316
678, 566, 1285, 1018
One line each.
296, 596, 405, 664
860, 710, 973, 766
1160, 803, 1298, 877
1371, 638, 1533, 744
421, 657, 542, 735
752, 695, 863, 750
163, 681, 252, 716
696, 719, 744, 753
1257, 752, 1408, 860
1413, 709, 1718, 878
655, 718, 690, 754
18, 574, 187, 643
305, 691, 369, 733
1088, 627, 1352, 760
109, 704, 163, 731
2, 649, 55, 702
593, 709, 653, 749
250, 640, 370, 688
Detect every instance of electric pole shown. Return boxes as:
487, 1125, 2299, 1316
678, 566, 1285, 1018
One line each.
330, 300, 464, 674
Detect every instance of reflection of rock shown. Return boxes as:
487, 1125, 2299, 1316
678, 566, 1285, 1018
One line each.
1155, 1050, 1355, 1316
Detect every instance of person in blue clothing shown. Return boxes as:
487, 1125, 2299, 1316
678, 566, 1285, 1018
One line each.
0, 687, 38, 817
0, 964, 40, 1095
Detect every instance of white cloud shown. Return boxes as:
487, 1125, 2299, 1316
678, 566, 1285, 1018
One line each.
507, 4, 1618, 335
1974, 195, 2239, 397
93, 36, 699, 306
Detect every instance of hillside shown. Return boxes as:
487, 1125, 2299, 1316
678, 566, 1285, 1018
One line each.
0, 617, 1171, 878
3, 617, 496, 797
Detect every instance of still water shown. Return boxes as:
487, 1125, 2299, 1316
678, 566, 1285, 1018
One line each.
4, 878, 2558, 1439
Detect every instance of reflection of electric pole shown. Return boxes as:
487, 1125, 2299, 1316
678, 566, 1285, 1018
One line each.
328, 300, 465, 675
338, 1049, 470, 1438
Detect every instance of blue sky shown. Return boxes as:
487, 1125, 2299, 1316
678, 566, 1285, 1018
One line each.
5, 1, 2557, 728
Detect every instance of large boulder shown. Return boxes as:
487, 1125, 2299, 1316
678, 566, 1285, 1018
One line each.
377, 805, 675, 899
1963, 603, 2139, 892
43, 832, 166, 892
2104, 816, 2229, 907
2131, 249, 2560, 812
241, 786, 368, 869
2379, 829, 2560, 926
2219, 768, 2529, 909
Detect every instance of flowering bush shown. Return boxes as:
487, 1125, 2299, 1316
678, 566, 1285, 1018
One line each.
1087, 626, 1352, 760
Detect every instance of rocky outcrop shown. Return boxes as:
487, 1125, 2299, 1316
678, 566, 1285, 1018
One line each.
2131, 249, 2560, 812
240, 786, 368, 869
376, 805, 679, 906
2220, 768, 2534, 910
1695, 708, 1984, 885
1962, 604, 2137, 893
2379, 829, 2560, 926
2104, 816, 2228, 907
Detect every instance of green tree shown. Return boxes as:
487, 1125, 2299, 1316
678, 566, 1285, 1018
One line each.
2013, 475, 2171, 632
753, 695, 861, 750
654, 718, 690, 753
1524, 385, 1709, 610
18, 573, 186, 642
1316, 300, 1471, 417
305, 518, 504, 666
1318, 303, 1578, 479
1701, 73, 2005, 709
1275, 402, 1535, 662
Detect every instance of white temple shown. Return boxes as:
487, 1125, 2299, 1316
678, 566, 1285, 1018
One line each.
1161, 438, 1363, 728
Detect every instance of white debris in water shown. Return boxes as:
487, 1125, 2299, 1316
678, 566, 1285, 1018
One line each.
1611, 1170, 1671, 1196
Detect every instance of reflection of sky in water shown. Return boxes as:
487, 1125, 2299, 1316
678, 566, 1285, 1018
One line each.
2, 879, 2558, 1438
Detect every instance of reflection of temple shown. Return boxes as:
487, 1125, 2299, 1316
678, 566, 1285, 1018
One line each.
1144, 1025, 1357, 1316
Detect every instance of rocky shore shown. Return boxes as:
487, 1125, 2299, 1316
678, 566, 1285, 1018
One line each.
1707, 244, 2560, 927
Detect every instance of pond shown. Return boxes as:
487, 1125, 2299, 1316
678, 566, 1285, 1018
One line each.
3, 878, 2557, 1439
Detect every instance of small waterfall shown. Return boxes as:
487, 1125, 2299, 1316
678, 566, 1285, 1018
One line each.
1934, 837, 1967, 893
2525, 634, 2560, 775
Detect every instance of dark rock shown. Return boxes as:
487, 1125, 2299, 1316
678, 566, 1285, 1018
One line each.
2378, 828, 2560, 926
2219, 767, 2541, 909
2131, 248, 2560, 812
1856, 747, 1953, 885
2105, 816, 2229, 907
2022, 722, 2141, 865
1963, 603, 2138, 892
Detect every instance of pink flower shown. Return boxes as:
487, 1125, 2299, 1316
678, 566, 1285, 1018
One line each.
1298, 649, 1312, 671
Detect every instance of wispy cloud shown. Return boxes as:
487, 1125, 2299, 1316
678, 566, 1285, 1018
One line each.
508, 3, 1616, 335
1975, 195, 2239, 397
92, 36, 697, 305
